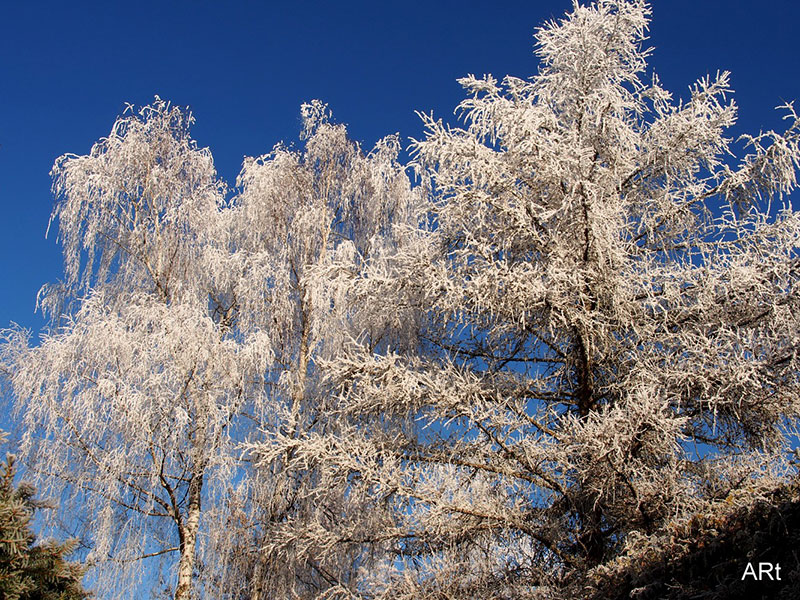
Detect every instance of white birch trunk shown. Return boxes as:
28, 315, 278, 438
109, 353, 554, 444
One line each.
175, 472, 203, 600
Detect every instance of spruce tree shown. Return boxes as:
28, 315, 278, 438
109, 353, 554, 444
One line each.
0, 437, 88, 600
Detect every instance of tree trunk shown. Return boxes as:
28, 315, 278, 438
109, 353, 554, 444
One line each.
175, 472, 203, 600
250, 552, 268, 600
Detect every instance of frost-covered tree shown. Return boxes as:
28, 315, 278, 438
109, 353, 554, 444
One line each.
205, 101, 420, 599
4, 1, 800, 598
259, 1, 800, 597
0, 99, 418, 599
0, 432, 88, 600
1, 99, 237, 600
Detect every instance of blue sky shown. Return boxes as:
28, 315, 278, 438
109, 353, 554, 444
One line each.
1, 0, 799, 335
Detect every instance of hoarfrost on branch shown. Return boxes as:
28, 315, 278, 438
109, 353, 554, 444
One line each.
2, 1, 800, 598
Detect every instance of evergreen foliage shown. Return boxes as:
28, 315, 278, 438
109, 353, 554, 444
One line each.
0, 437, 88, 600
590, 480, 800, 599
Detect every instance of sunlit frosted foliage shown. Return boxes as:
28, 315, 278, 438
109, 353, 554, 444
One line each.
1, 98, 419, 599
208, 100, 421, 599
258, 1, 800, 598
3, 1, 800, 598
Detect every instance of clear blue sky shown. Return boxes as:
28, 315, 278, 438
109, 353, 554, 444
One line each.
1, 0, 799, 335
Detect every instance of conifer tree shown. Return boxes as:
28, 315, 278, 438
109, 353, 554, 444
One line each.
258, 1, 800, 597
0, 434, 88, 600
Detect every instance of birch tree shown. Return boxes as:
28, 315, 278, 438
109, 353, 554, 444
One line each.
261, 1, 800, 597
1, 99, 240, 600
204, 101, 420, 599
0, 99, 419, 599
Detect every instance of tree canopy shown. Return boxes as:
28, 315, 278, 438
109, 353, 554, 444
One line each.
2, 1, 799, 598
